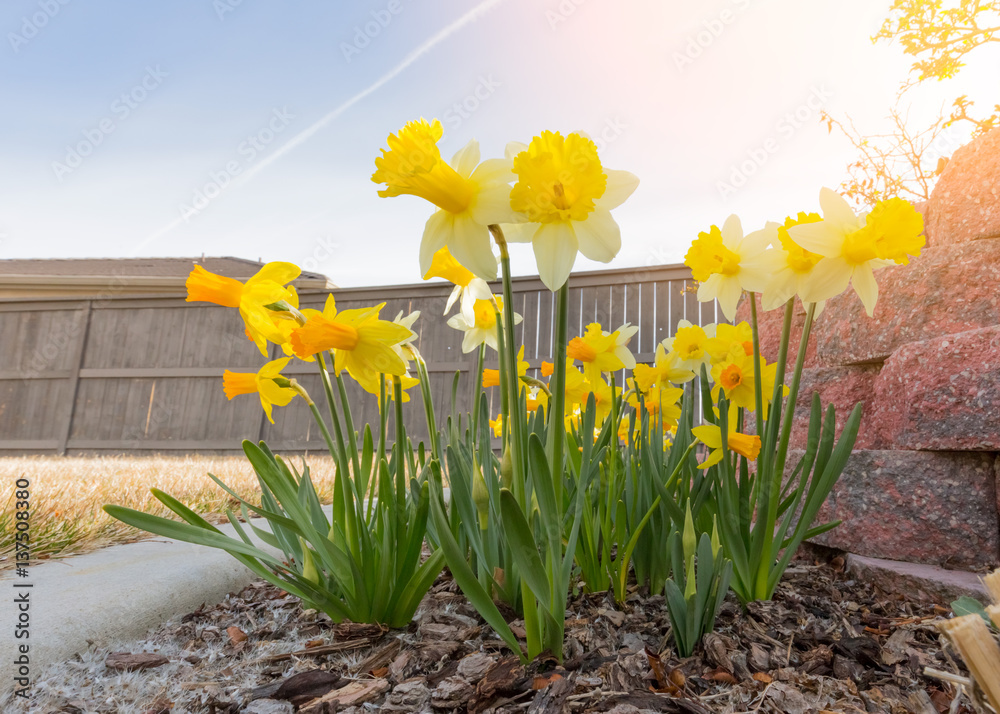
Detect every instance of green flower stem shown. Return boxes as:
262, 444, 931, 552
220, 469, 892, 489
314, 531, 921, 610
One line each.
412, 348, 440, 462
748, 294, 765, 440
472, 343, 486, 442
335, 372, 363, 489
315, 352, 358, 558
315, 353, 350, 476
547, 283, 569, 504
753, 300, 816, 600
763, 301, 795, 463
393, 376, 408, 527
490, 224, 526, 502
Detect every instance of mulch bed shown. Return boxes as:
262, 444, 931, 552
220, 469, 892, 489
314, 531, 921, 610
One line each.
19, 552, 981, 713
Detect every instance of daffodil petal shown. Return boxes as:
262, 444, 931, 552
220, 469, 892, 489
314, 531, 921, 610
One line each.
248, 262, 301, 286
720, 214, 743, 249
499, 222, 537, 243
470, 182, 518, 226
419, 211, 451, 277
573, 209, 621, 263
786, 220, 842, 257
851, 264, 879, 316
596, 169, 639, 211
447, 213, 497, 281
818, 187, 860, 231
450, 139, 481, 178
532, 222, 579, 291
798, 255, 852, 303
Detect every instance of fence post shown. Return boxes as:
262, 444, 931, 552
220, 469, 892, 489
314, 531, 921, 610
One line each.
58, 301, 93, 455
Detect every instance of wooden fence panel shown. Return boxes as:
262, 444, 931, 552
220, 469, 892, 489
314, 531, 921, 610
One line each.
0, 264, 724, 454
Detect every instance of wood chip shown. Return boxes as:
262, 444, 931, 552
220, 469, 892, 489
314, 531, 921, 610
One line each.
105, 652, 170, 671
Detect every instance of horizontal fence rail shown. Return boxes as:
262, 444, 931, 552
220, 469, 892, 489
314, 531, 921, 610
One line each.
0, 264, 725, 455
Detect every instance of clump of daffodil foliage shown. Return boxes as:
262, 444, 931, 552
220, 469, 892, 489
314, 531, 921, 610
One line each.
106, 117, 925, 663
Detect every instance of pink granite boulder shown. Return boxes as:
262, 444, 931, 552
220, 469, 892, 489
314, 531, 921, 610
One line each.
786, 366, 884, 450
871, 325, 1000, 450
810, 239, 1000, 365
798, 449, 999, 570
925, 126, 1000, 246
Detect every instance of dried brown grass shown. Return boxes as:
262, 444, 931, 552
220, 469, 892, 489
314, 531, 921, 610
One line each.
0, 454, 337, 569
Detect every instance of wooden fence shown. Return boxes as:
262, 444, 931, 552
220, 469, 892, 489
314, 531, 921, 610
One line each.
0, 264, 724, 455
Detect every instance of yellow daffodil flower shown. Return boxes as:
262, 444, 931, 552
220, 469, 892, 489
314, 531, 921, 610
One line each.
705, 321, 755, 363
290, 295, 413, 392
186, 262, 301, 357
586, 377, 619, 424
446, 295, 521, 353
372, 118, 517, 280
628, 384, 683, 429
684, 216, 772, 321
366, 372, 421, 407
564, 360, 590, 410
710, 348, 781, 418
692, 415, 761, 470
525, 386, 548, 414
489, 414, 504, 438
742, 213, 826, 311
481, 346, 528, 387
540, 361, 554, 377
786, 189, 925, 316
506, 131, 639, 291
664, 320, 716, 374
223, 358, 297, 424
567, 322, 637, 384
632, 342, 696, 392
423, 246, 493, 323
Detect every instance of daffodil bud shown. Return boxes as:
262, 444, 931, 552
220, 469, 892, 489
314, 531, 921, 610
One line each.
472, 460, 490, 531
518, 375, 550, 396
711, 515, 722, 558
298, 537, 320, 585
263, 300, 306, 325
287, 378, 314, 406
682, 502, 697, 600
500, 446, 513, 490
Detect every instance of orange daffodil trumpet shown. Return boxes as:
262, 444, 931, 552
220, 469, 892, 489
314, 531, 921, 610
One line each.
372, 118, 518, 281
447, 294, 522, 353
223, 358, 299, 424
186, 262, 301, 357
784, 188, 924, 316
505, 131, 639, 291
290, 294, 415, 393
691, 413, 761, 470
566, 322, 638, 385
423, 246, 493, 324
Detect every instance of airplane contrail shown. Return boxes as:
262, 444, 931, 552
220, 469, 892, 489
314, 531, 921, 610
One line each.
133, 0, 509, 254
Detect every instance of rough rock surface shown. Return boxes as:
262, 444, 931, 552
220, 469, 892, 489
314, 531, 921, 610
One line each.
845, 553, 988, 605
795, 449, 999, 570
871, 326, 1000, 450
810, 239, 1000, 365
787, 366, 883, 450
925, 126, 1000, 245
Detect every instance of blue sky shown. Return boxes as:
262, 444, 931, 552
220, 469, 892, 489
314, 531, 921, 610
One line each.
1, 0, 996, 286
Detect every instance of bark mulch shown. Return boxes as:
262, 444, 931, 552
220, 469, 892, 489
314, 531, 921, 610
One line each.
18, 554, 981, 713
